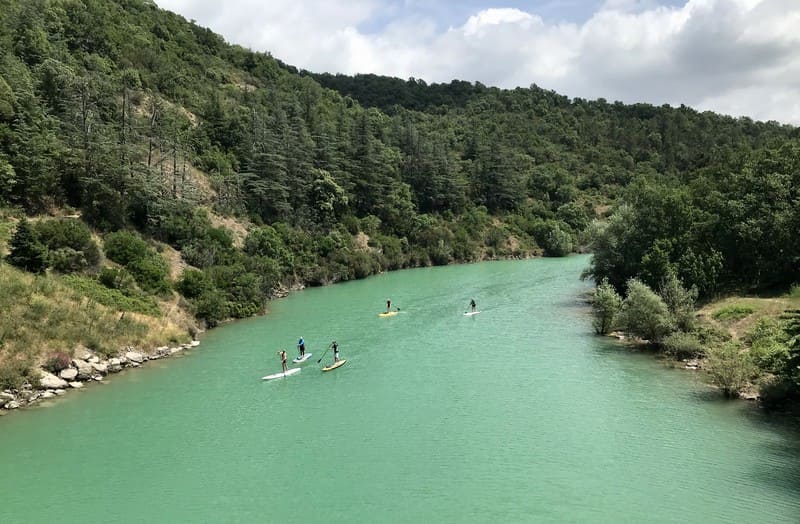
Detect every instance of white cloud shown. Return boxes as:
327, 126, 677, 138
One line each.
156, 0, 800, 124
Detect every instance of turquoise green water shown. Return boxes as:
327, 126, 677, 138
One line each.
2, 256, 800, 523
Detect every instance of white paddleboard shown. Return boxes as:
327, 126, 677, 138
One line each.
262, 368, 301, 380
292, 353, 312, 363
464, 311, 481, 316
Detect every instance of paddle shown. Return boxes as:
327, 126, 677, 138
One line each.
316, 342, 334, 364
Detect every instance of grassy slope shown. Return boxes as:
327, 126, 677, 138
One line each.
0, 213, 194, 389
698, 294, 800, 341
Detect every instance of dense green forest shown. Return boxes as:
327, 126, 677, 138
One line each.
1, 0, 799, 396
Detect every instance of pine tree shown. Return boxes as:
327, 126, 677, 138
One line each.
7, 218, 47, 272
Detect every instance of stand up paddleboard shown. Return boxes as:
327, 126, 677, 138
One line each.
378, 311, 398, 317
464, 311, 481, 316
292, 353, 313, 363
262, 368, 301, 380
322, 360, 347, 372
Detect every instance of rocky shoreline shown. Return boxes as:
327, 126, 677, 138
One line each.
0, 340, 200, 414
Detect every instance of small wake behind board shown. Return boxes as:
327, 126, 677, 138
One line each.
292, 353, 313, 363
322, 360, 347, 372
262, 368, 301, 380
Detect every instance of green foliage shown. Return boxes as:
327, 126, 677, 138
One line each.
31, 218, 101, 272
591, 278, 622, 335
7, 218, 46, 272
745, 317, 790, 373
0, 359, 35, 390
661, 331, 704, 359
104, 231, 149, 266
617, 278, 674, 342
712, 305, 755, 322
61, 275, 160, 316
706, 341, 755, 398
103, 231, 170, 294
658, 272, 698, 331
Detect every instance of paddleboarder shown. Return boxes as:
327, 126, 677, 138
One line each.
332, 341, 340, 363
470, 299, 476, 312
386, 299, 391, 313
297, 336, 306, 358
278, 349, 288, 373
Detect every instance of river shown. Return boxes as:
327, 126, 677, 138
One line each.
1, 256, 799, 523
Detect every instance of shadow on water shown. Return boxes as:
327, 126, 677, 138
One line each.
742, 406, 800, 497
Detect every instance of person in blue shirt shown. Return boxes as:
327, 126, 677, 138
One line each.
297, 336, 306, 358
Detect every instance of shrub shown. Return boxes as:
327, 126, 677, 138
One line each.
35, 218, 100, 269
176, 269, 213, 299
617, 278, 674, 342
98, 267, 137, 293
43, 351, 72, 373
0, 359, 35, 390
745, 317, 790, 373
103, 231, 149, 266
706, 341, 755, 398
662, 331, 704, 358
713, 304, 755, 322
592, 278, 622, 335
49, 247, 87, 272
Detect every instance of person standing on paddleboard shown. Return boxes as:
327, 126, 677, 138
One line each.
332, 341, 340, 363
386, 299, 391, 313
278, 349, 288, 373
298, 336, 306, 358
470, 299, 476, 312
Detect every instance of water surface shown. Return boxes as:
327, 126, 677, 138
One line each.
2, 256, 799, 523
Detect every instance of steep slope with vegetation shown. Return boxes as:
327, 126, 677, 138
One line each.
0, 0, 797, 395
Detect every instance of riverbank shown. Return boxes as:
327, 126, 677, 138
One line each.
0, 340, 201, 414
603, 288, 800, 404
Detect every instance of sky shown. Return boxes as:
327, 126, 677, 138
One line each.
155, 0, 800, 124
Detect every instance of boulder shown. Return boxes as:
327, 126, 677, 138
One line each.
91, 362, 108, 375
87, 356, 100, 364
72, 359, 93, 380
40, 391, 55, 399
54, 389, 66, 396
59, 368, 78, 381
170, 347, 182, 355
125, 351, 144, 364
0, 397, 7, 408
68, 381, 84, 389
108, 358, 122, 373
39, 371, 68, 390
1, 391, 14, 401
190, 340, 200, 347
6, 400, 20, 409
74, 346, 93, 361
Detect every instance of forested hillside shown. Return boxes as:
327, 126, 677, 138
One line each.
1, 0, 798, 391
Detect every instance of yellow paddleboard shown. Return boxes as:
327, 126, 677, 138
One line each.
378, 311, 398, 317
322, 359, 346, 372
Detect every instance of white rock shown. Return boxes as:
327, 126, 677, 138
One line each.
6, 400, 20, 409
41, 391, 55, 399
108, 358, 122, 373
68, 382, 84, 389
74, 346, 93, 361
170, 347, 182, 354
87, 356, 100, 364
91, 362, 108, 375
72, 359, 93, 380
125, 351, 144, 364
54, 389, 66, 396
59, 368, 78, 381
0, 391, 14, 401
190, 340, 200, 347
39, 371, 68, 390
